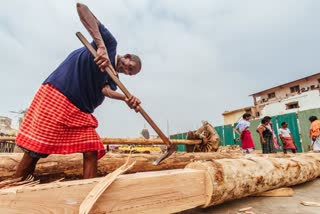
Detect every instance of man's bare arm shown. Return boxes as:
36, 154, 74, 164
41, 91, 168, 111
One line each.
102, 85, 126, 101
102, 85, 141, 112
77, 3, 105, 49
77, 3, 110, 71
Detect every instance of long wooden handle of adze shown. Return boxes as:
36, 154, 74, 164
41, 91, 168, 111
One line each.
76, 32, 171, 147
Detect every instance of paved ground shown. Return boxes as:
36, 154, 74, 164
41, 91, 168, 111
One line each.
181, 178, 320, 214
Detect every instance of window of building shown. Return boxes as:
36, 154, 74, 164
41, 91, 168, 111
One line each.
268, 92, 276, 99
256, 112, 260, 117
286, 102, 299, 110
311, 85, 315, 90
290, 85, 300, 93
318, 79, 320, 83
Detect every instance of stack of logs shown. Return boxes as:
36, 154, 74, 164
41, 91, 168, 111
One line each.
0, 152, 319, 213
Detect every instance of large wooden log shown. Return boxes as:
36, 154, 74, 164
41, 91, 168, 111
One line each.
0, 153, 319, 213
186, 153, 320, 207
0, 136, 201, 145
0, 152, 244, 181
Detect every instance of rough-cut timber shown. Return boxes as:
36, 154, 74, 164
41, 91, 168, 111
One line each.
0, 153, 319, 213
0, 169, 207, 213
0, 136, 201, 145
0, 152, 244, 181
101, 138, 202, 145
186, 153, 320, 207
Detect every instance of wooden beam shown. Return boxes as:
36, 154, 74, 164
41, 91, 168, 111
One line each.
0, 137, 201, 145
0, 169, 207, 213
101, 138, 202, 145
0, 137, 15, 142
0, 152, 244, 181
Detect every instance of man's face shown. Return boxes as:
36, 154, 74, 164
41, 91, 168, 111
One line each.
116, 54, 140, 76
282, 123, 288, 128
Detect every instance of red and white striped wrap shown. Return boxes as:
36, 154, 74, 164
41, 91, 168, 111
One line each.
16, 84, 106, 159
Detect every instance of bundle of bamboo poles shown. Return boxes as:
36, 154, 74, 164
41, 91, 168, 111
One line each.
0, 153, 319, 213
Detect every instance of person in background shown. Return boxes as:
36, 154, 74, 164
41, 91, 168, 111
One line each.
278, 122, 297, 154
234, 113, 255, 154
186, 121, 220, 152
309, 116, 320, 152
256, 116, 279, 150
258, 118, 276, 154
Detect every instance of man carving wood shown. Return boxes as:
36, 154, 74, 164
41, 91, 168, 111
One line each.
187, 121, 220, 152
15, 3, 142, 179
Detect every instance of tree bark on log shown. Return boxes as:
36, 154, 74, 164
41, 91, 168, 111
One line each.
0, 152, 244, 182
186, 153, 320, 207
0, 153, 319, 213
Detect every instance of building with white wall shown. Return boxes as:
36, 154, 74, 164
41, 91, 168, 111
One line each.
223, 73, 320, 125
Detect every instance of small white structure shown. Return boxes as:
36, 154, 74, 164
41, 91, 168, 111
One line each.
0, 116, 17, 136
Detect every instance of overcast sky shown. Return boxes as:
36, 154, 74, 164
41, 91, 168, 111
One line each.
1, 0, 319, 137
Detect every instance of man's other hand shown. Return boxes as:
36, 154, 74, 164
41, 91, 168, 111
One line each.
125, 96, 141, 112
95, 47, 109, 72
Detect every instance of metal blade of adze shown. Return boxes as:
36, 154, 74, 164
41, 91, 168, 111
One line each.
76, 32, 176, 165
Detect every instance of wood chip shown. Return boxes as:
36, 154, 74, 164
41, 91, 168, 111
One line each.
79, 155, 136, 214
301, 201, 320, 207
239, 207, 252, 212
253, 188, 294, 197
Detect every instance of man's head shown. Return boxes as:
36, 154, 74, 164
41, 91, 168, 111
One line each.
309, 116, 318, 123
264, 116, 271, 122
242, 113, 251, 121
281, 122, 288, 128
261, 118, 268, 125
116, 54, 142, 75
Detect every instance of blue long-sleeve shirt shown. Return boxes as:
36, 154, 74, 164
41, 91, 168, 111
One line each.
44, 24, 118, 113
